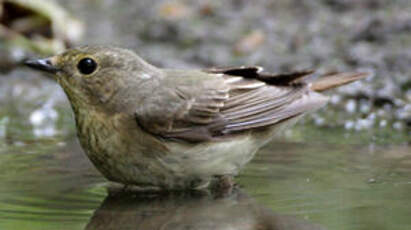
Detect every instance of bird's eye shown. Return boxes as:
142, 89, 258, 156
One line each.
77, 58, 97, 75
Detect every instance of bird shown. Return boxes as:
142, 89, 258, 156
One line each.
25, 45, 368, 192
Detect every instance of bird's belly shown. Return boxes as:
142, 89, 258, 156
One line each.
156, 116, 305, 187
163, 135, 261, 179
79, 129, 259, 189
76, 110, 303, 190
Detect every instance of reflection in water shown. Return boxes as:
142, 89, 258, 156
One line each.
0, 134, 410, 229
86, 189, 325, 230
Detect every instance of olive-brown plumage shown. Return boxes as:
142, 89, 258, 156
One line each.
25, 46, 368, 190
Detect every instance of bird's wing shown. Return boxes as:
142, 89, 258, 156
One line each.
135, 67, 326, 142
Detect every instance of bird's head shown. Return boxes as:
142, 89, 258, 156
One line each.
25, 46, 158, 112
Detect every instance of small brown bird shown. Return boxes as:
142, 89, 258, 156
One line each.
25, 46, 367, 191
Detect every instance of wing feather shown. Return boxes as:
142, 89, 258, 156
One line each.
135, 67, 327, 142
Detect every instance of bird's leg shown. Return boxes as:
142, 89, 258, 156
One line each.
212, 175, 235, 197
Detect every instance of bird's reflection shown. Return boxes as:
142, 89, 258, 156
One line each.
85, 188, 326, 230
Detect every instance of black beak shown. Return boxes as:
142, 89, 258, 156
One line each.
24, 58, 60, 73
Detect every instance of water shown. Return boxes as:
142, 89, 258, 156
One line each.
0, 125, 409, 230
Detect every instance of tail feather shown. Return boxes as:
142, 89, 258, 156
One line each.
310, 72, 369, 92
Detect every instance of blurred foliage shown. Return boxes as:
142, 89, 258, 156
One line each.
0, 0, 84, 72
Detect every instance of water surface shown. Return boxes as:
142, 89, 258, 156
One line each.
0, 125, 409, 230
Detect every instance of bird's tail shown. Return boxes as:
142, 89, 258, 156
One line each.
310, 72, 369, 92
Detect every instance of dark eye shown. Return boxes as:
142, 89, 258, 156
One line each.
77, 58, 97, 75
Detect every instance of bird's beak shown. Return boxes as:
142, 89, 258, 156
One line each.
24, 58, 60, 74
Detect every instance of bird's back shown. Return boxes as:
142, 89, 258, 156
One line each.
136, 66, 363, 142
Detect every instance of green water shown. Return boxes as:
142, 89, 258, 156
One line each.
0, 123, 409, 230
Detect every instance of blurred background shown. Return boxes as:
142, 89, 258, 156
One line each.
1, 0, 410, 139
0, 0, 410, 230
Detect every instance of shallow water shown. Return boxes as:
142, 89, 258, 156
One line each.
0, 125, 409, 230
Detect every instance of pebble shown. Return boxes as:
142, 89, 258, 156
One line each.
345, 120, 355, 130
29, 106, 58, 137
345, 99, 357, 114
